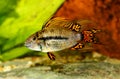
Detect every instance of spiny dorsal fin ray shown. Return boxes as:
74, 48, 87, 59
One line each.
42, 17, 68, 29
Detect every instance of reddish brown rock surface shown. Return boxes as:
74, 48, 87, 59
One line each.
54, 0, 120, 59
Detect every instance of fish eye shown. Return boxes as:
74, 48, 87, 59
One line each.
33, 37, 36, 40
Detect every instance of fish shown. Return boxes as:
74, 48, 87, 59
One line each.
25, 17, 101, 60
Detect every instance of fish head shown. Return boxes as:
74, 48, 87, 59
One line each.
25, 32, 43, 51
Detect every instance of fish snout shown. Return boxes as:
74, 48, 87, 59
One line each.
24, 41, 32, 48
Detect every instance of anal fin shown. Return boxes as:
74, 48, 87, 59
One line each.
71, 43, 84, 50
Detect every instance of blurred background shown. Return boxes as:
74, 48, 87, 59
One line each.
54, 0, 120, 59
0, 0, 120, 62
0, 0, 64, 61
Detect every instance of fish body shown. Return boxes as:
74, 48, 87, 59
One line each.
25, 18, 82, 52
25, 17, 100, 60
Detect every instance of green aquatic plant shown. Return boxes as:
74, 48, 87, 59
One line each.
0, 0, 65, 61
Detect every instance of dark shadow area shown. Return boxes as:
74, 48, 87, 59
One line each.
0, 0, 20, 25
0, 36, 9, 54
0, 0, 20, 53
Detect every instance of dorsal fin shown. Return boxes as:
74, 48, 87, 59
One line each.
42, 17, 97, 33
42, 17, 67, 29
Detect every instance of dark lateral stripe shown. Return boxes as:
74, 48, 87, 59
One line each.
38, 36, 68, 40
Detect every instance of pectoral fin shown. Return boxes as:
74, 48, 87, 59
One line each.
47, 52, 55, 60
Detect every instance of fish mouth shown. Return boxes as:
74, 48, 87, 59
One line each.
24, 42, 31, 47
24, 42, 41, 51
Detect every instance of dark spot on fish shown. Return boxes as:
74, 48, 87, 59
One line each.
38, 36, 68, 41
74, 22, 81, 27
41, 30, 45, 32
33, 37, 36, 40
81, 32, 84, 41
36, 32, 39, 37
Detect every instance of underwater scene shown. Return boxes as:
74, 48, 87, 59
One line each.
0, 0, 120, 79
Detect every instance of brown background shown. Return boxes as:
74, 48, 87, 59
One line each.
54, 0, 120, 59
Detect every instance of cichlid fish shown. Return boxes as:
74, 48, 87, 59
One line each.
25, 17, 100, 60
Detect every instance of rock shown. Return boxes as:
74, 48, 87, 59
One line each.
0, 62, 120, 79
